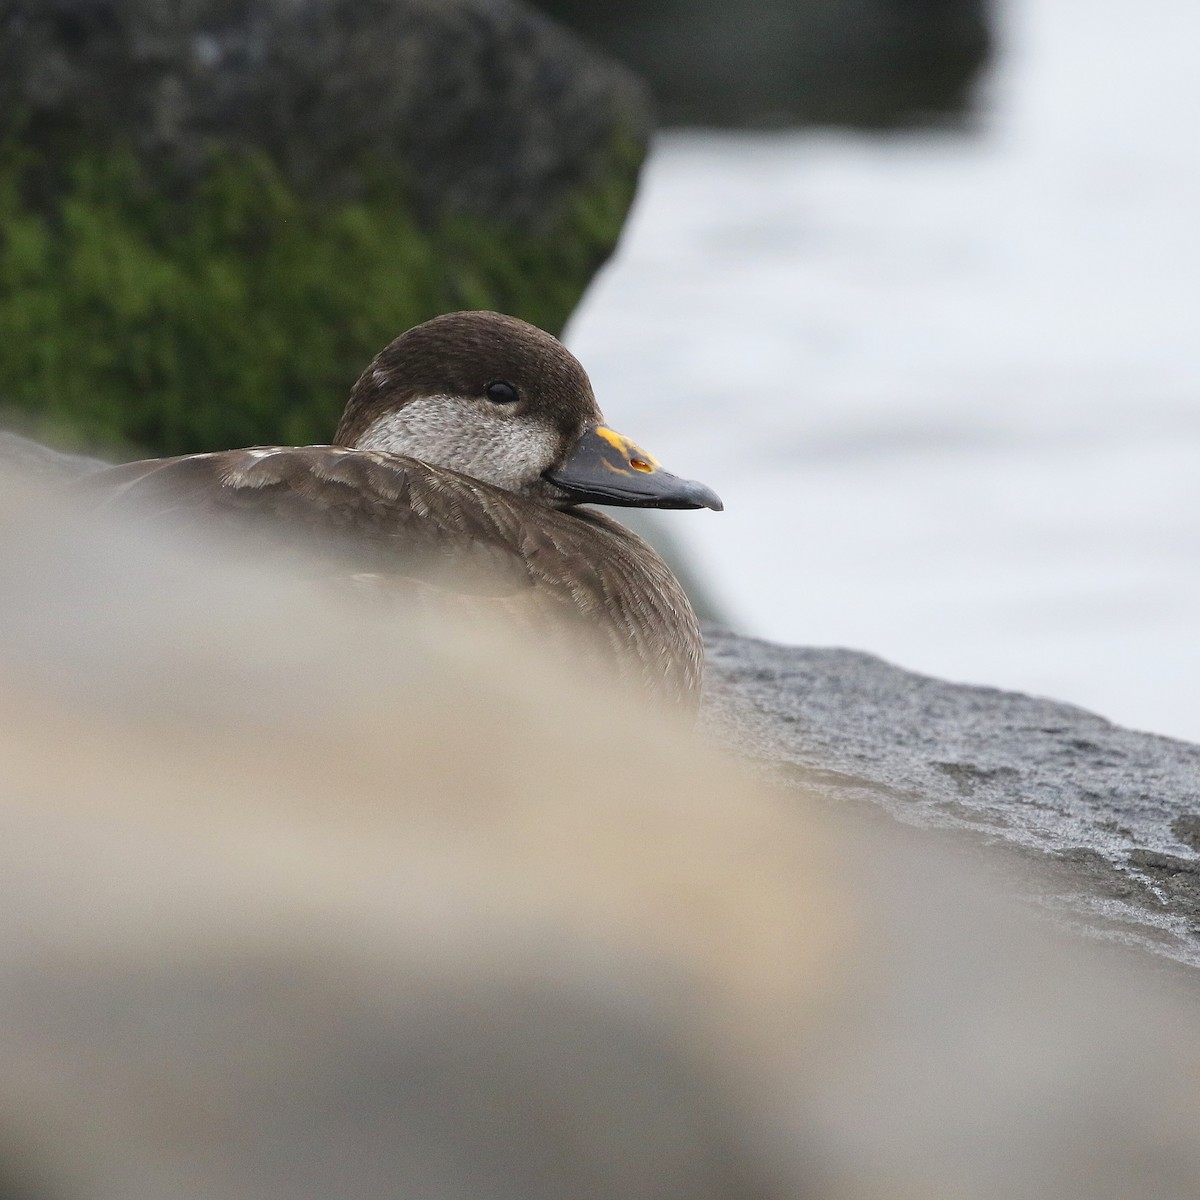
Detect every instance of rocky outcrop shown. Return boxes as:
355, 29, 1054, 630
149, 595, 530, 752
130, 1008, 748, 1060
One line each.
0, 0, 649, 454
532, 0, 991, 127
7, 450, 1200, 1200
1, 0, 648, 230
703, 626, 1200, 970
5, 430, 1198, 971
0, 431, 108, 484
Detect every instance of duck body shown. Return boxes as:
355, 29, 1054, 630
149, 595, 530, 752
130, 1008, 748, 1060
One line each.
75, 313, 721, 712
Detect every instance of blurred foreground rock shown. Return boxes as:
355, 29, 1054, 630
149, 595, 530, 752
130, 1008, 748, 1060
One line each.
3, 460, 1200, 1198
0, 431, 108, 484
5, 426, 1200, 967
0, 0, 648, 453
534, 0, 991, 127
703, 628, 1200, 970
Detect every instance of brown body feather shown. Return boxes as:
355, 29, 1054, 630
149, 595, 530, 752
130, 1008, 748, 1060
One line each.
77, 447, 705, 711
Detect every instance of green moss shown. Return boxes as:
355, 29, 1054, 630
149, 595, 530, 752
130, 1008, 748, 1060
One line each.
0, 130, 641, 456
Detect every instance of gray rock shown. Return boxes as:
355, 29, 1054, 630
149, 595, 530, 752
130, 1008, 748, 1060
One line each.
14, 430, 1200, 972
0, 432, 109, 484
532, 0, 990, 128
0, 1, 650, 454
10, 472, 1200, 1200
1, 0, 650, 231
701, 625, 1200, 970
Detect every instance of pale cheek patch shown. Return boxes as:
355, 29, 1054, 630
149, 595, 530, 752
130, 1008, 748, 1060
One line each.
356, 397, 558, 493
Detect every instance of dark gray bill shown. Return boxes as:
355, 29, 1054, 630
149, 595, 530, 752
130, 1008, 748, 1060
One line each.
544, 425, 723, 512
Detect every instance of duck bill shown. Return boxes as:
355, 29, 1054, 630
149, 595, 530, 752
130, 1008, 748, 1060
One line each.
544, 425, 723, 512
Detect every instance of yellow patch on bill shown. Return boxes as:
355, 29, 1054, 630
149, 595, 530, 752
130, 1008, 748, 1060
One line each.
595, 426, 661, 471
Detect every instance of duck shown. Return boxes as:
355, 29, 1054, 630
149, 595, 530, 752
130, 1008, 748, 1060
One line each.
75, 311, 722, 713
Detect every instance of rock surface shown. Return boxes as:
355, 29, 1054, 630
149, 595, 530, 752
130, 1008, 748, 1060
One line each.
0, 0, 649, 453
9, 452, 1200, 1200
2, 0, 649, 230
532, 0, 991, 128
5, 431, 1198, 971
0, 432, 108, 485
702, 625, 1200, 970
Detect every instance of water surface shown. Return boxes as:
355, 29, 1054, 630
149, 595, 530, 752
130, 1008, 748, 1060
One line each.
569, 0, 1200, 742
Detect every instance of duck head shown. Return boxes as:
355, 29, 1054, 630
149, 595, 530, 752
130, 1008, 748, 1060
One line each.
335, 312, 723, 512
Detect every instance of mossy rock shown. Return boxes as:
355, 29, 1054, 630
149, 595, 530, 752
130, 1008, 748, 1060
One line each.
0, 127, 642, 456
0, 0, 652, 455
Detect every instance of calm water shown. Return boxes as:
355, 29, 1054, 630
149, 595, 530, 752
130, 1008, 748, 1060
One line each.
568, 0, 1200, 742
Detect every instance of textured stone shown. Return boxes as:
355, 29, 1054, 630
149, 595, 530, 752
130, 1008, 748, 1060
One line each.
701, 626, 1200, 969
1, 0, 650, 230
0, 0, 649, 454
7, 453, 1200, 1200
0, 432, 108, 484
10, 431, 1199, 971
532, 0, 990, 127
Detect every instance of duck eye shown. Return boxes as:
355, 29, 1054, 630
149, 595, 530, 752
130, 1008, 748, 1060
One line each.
485, 380, 518, 405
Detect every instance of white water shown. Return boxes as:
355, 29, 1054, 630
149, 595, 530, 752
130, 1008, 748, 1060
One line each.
568, 0, 1200, 743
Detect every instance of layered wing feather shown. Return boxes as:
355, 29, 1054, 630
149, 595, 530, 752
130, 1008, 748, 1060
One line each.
73, 448, 703, 708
